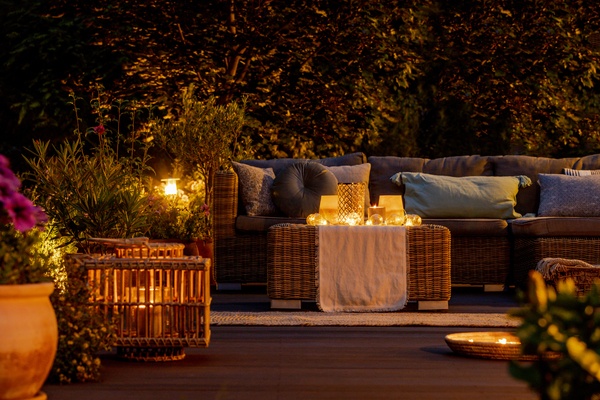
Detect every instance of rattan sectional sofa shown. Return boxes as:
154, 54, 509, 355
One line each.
213, 152, 600, 291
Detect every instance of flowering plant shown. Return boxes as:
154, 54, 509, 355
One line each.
145, 178, 211, 241
0, 154, 49, 285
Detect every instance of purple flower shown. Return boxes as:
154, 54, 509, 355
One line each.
93, 125, 106, 135
3, 194, 47, 232
0, 154, 13, 170
0, 163, 22, 196
0, 154, 48, 232
201, 203, 210, 216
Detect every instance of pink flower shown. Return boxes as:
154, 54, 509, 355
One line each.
0, 155, 11, 169
201, 203, 210, 216
0, 162, 22, 195
0, 154, 48, 232
3, 193, 47, 232
93, 125, 106, 135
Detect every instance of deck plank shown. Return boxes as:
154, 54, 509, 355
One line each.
43, 287, 537, 400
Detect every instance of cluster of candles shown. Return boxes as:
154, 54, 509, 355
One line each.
306, 206, 422, 227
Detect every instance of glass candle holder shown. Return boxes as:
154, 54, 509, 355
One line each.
405, 214, 422, 226
368, 206, 386, 222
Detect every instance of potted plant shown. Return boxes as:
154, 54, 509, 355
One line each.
145, 174, 212, 257
509, 270, 600, 400
0, 154, 57, 400
22, 90, 150, 383
151, 84, 253, 213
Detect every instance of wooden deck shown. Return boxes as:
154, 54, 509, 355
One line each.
43, 287, 537, 400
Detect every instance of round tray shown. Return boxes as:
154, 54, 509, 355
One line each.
445, 331, 549, 361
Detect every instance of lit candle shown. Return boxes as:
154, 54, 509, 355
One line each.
368, 205, 386, 221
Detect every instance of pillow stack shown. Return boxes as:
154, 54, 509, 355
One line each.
232, 158, 371, 218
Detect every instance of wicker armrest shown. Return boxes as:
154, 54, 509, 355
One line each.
213, 170, 239, 240
536, 257, 600, 296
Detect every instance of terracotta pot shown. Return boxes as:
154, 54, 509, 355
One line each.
196, 239, 213, 260
195, 239, 215, 286
0, 282, 57, 400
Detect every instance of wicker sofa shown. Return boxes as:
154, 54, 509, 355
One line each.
213, 152, 600, 290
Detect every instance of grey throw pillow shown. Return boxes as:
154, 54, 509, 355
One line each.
538, 173, 600, 216
232, 161, 279, 216
271, 162, 338, 218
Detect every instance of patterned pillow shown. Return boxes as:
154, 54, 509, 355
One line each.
232, 161, 279, 216
563, 168, 600, 176
538, 173, 600, 216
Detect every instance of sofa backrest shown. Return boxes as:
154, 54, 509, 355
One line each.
488, 155, 579, 215
241, 152, 367, 176
368, 155, 493, 205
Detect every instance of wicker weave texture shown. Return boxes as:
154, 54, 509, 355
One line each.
213, 170, 271, 284
69, 255, 211, 349
536, 257, 600, 296
450, 236, 510, 285
406, 224, 451, 301
267, 224, 451, 303
513, 237, 600, 287
267, 224, 318, 300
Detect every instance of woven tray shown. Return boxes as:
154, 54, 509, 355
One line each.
445, 331, 559, 361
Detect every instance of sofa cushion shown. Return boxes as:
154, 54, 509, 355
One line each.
538, 173, 600, 217
271, 162, 338, 218
241, 152, 367, 176
563, 168, 600, 176
572, 154, 600, 170
510, 217, 600, 237
392, 172, 531, 219
422, 218, 509, 236
325, 163, 372, 210
232, 161, 279, 217
236, 215, 306, 232
368, 155, 492, 205
490, 155, 579, 216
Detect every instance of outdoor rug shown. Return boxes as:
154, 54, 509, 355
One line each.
211, 311, 519, 327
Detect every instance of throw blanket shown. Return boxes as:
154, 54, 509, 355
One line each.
317, 225, 407, 312
536, 257, 597, 278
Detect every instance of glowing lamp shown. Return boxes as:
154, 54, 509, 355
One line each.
162, 178, 179, 196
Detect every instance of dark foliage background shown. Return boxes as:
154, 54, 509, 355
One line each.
2, 0, 599, 165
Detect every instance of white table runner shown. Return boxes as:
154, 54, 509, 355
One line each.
317, 225, 407, 312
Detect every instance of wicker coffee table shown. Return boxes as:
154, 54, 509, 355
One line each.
267, 224, 451, 310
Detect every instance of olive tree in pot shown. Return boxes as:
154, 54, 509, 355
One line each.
0, 154, 56, 400
151, 84, 253, 220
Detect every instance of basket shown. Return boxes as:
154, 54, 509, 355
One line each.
536, 257, 600, 296
445, 331, 560, 361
